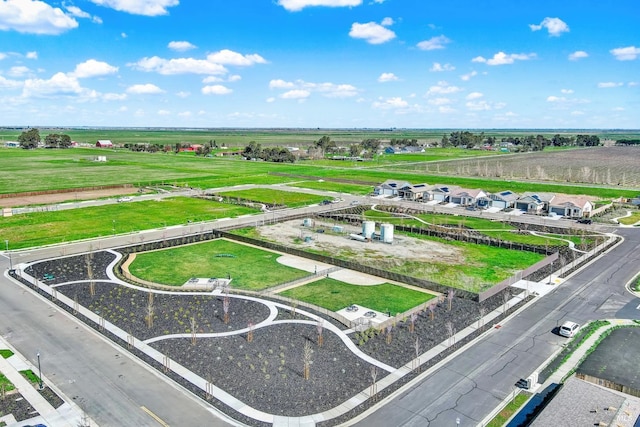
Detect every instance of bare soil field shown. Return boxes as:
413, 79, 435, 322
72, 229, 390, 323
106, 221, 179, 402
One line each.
396, 146, 640, 188
256, 219, 464, 265
0, 187, 136, 208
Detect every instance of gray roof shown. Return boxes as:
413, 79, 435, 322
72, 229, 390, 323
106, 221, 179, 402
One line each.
531, 377, 626, 427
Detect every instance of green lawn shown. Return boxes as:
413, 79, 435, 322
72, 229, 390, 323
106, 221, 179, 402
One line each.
217, 188, 327, 207
486, 392, 531, 427
619, 211, 640, 225
0, 197, 259, 249
289, 180, 372, 195
280, 278, 435, 314
0, 372, 15, 392
128, 239, 309, 290
0, 349, 14, 359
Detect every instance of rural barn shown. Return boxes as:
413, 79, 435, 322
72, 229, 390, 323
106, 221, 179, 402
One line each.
96, 140, 114, 148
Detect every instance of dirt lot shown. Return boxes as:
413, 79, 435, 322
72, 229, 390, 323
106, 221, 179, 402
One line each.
0, 187, 136, 208
256, 219, 464, 265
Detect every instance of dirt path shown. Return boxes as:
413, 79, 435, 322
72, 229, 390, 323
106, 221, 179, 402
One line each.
0, 187, 136, 208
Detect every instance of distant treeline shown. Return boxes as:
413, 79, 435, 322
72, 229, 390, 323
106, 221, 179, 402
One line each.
615, 139, 640, 146
440, 131, 601, 151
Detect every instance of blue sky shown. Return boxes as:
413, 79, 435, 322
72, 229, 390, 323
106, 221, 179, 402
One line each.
0, 0, 638, 129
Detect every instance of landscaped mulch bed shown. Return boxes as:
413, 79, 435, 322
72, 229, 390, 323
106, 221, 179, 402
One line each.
151, 322, 375, 416
58, 282, 272, 341
0, 390, 37, 422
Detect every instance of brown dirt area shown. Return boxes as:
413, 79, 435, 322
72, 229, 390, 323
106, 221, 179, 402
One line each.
0, 187, 137, 208
256, 219, 464, 264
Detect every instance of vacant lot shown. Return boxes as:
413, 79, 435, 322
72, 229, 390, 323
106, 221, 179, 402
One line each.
250, 219, 545, 292
215, 188, 327, 208
0, 197, 259, 249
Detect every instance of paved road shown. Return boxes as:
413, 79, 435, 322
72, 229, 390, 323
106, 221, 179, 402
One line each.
0, 256, 237, 427
355, 227, 640, 427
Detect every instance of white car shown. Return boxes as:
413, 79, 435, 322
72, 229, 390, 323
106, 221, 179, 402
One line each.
559, 321, 580, 337
117, 196, 132, 202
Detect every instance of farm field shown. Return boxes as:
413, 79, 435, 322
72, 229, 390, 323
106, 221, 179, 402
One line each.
0, 197, 259, 249
390, 146, 640, 188
288, 180, 372, 195
127, 239, 309, 290
280, 278, 435, 315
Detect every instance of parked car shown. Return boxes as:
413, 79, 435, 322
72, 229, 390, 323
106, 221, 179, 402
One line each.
364, 311, 377, 318
559, 321, 580, 337
321, 200, 332, 205
117, 196, 132, 202
577, 218, 592, 224
350, 200, 360, 206
346, 304, 359, 312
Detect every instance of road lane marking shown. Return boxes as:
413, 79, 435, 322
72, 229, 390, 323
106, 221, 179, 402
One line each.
141, 406, 169, 427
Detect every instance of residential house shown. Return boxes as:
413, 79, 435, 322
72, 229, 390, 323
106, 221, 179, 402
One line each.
488, 190, 520, 210
515, 192, 555, 214
398, 183, 430, 201
449, 188, 488, 206
374, 179, 411, 197
428, 185, 460, 203
548, 195, 594, 218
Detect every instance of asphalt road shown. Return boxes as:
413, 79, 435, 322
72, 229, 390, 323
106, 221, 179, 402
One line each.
354, 227, 640, 427
0, 255, 237, 427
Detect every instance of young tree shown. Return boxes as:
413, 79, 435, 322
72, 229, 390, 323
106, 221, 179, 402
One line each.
428, 301, 436, 320
223, 294, 230, 324
247, 322, 254, 343
190, 317, 197, 345
409, 312, 418, 333
446, 321, 455, 346
370, 366, 378, 398
316, 319, 324, 347
447, 289, 456, 311
303, 340, 313, 380
386, 324, 393, 344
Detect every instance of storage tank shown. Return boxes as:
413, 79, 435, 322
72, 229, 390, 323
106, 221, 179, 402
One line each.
362, 220, 375, 239
302, 218, 313, 227
332, 225, 344, 233
349, 233, 367, 242
380, 223, 394, 243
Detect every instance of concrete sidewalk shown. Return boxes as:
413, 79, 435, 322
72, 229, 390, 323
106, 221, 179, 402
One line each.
0, 336, 97, 427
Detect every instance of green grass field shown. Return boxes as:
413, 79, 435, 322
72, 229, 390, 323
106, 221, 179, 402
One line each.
128, 239, 309, 290
280, 278, 435, 314
0, 197, 258, 249
618, 210, 640, 225
289, 180, 372, 195
217, 188, 327, 207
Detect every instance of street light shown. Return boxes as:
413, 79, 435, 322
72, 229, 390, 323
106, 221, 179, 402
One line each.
4, 239, 12, 270
36, 352, 43, 390
456, 417, 460, 426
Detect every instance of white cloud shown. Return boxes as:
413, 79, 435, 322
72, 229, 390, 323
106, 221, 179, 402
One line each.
168, 41, 196, 52
466, 100, 505, 111
0, 53, 7, 60
207, 49, 267, 66
22, 72, 84, 98
266, 97, 276, 103
281, 89, 310, 99
378, 72, 398, 82
178, 111, 192, 118
546, 96, 566, 102
176, 91, 190, 98
0, 75, 22, 89
228, 74, 241, 82
157, 109, 171, 115
26, 51, 38, 59
130, 56, 227, 75
438, 106, 456, 114
560, 89, 574, 94
0, 0, 78, 35
8, 66, 30, 77
202, 85, 232, 95
103, 92, 127, 101
380, 17, 393, 26
426, 80, 462, 96
529, 17, 569, 36
460, 70, 477, 81
430, 62, 455, 72
71, 59, 118, 78
277, 0, 361, 12
349, 21, 396, 44
610, 46, 640, 61
472, 52, 536, 65
372, 97, 408, 109
597, 82, 623, 88
269, 79, 296, 89
427, 97, 452, 106
126, 83, 165, 94
89, 0, 179, 16
628, 82, 639, 87
269, 79, 358, 98
568, 50, 588, 61
417, 35, 451, 51
466, 92, 483, 100
65, 5, 102, 23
